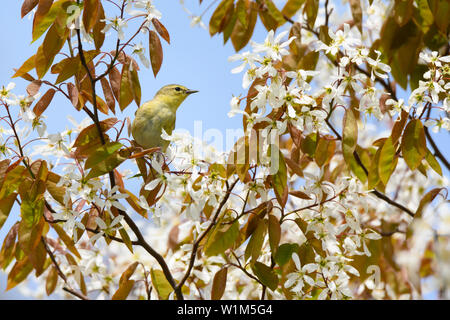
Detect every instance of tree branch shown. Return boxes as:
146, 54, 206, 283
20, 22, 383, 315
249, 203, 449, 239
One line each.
325, 117, 415, 217
176, 179, 239, 291
41, 237, 90, 300
73, 10, 182, 299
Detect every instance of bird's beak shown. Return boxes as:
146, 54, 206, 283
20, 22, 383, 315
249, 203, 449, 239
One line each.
186, 89, 199, 95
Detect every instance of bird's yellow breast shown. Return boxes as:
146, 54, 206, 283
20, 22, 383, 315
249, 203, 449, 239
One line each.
131, 100, 176, 150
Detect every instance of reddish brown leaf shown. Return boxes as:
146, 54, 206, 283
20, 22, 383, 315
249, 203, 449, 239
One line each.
167, 224, 179, 250
93, 1, 106, 50
211, 268, 228, 300
26, 80, 42, 96
288, 123, 302, 148
152, 18, 170, 44
285, 156, 303, 176
148, 30, 163, 77
119, 261, 140, 284
33, 88, 56, 117
67, 83, 79, 108
100, 77, 116, 114
231, 1, 257, 51
21, 0, 39, 18
82, 0, 99, 32
289, 190, 311, 200
109, 66, 121, 102
45, 266, 58, 295
268, 214, 281, 255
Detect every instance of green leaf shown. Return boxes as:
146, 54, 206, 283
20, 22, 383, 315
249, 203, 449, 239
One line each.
378, 136, 397, 185
264, 0, 286, 26
130, 67, 141, 107
236, 0, 247, 27
252, 261, 279, 291
150, 269, 172, 300
119, 227, 134, 254
282, 0, 306, 19
12, 55, 36, 79
0, 165, 27, 199
205, 220, 239, 257
368, 145, 382, 190
349, 0, 363, 32
304, 0, 319, 28
211, 268, 228, 300
20, 195, 45, 230
223, 6, 238, 44
401, 120, 427, 170
119, 63, 134, 111
315, 136, 336, 167
427, 0, 450, 33
268, 215, 281, 255
342, 108, 358, 166
32, 0, 68, 42
35, 45, 52, 79
270, 147, 288, 207
259, 4, 279, 31
244, 219, 266, 263
394, 0, 414, 27
380, 17, 422, 89
45, 266, 58, 295
85, 142, 123, 170
415, 188, 443, 218
6, 257, 34, 290
425, 149, 442, 176
231, 1, 257, 51
18, 216, 45, 256
85, 149, 127, 180
209, 0, 234, 36
300, 132, 317, 157
112, 280, 135, 300
274, 243, 299, 266
52, 223, 81, 259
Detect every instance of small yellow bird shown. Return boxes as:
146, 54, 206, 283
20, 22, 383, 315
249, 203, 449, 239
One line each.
131, 84, 198, 152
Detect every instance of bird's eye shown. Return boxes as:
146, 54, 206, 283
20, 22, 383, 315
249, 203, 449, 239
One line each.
175, 87, 182, 92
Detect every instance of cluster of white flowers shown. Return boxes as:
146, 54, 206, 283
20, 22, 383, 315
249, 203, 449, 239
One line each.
225, 29, 388, 299
228, 30, 328, 138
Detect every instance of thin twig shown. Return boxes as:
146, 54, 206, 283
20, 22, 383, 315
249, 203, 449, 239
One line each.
176, 179, 239, 290
41, 237, 90, 300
